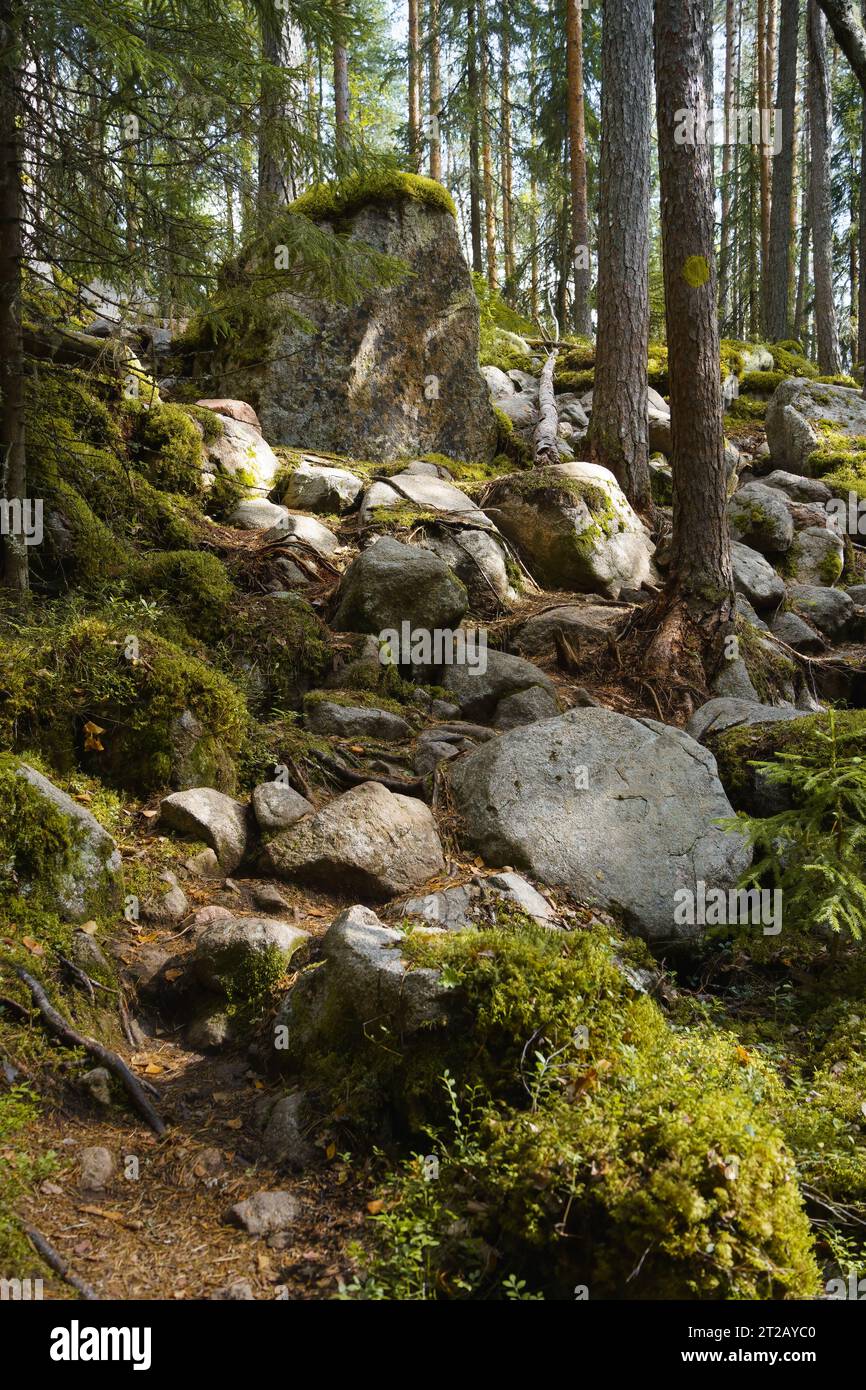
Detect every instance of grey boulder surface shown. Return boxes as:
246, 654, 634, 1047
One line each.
331, 536, 467, 635
159, 788, 251, 873
449, 707, 751, 941
12, 762, 123, 921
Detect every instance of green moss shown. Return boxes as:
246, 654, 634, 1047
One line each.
291, 911, 819, 1300
492, 408, 532, 469
125, 400, 206, 496
553, 367, 594, 393
291, 170, 456, 222
711, 708, 866, 813
133, 550, 234, 642
0, 610, 247, 794
727, 394, 767, 423
770, 344, 819, 380
735, 620, 796, 705
217, 595, 332, 716
807, 423, 866, 495
740, 369, 786, 395
303, 687, 419, 721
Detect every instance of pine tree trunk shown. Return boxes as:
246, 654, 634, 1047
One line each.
0, 0, 28, 591
860, 64, 866, 363
589, 0, 652, 511
467, 4, 483, 273
428, 0, 442, 180
500, 24, 515, 294
654, 0, 733, 608
258, 7, 305, 224
408, 0, 421, 170
566, 0, 591, 336
758, 0, 772, 326
334, 5, 350, 150
794, 120, 811, 341
719, 0, 736, 327
807, 0, 843, 372
478, 0, 497, 288
766, 0, 799, 339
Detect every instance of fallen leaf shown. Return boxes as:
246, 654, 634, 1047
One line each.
225, 1117, 243, 1131
736, 1045, 752, 1066
144, 1063, 163, 1076
164, 969, 183, 982
79, 920, 99, 936
22, 936, 45, 956
366, 1199, 385, 1215
325, 1142, 336, 1160
83, 720, 105, 752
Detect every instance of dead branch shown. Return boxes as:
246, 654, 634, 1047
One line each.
22, 1223, 100, 1300
533, 350, 560, 467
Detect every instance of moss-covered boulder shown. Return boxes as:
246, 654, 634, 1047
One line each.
0, 758, 123, 922
482, 462, 654, 598
213, 173, 498, 463
766, 377, 866, 484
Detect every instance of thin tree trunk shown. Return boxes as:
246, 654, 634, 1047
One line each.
408, 0, 421, 170
654, 0, 733, 607
807, 0, 843, 372
467, 4, 483, 273
794, 121, 811, 340
758, 0, 772, 320
428, 0, 442, 180
719, 0, 736, 327
0, 0, 28, 591
478, 0, 497, 288
500, 22, 515, 294
334, 6, 350, 149
860, 53, 866, 363
766, 0, 799, 339
566, 0, 591, 336
258, 5, 304, 224
589, 0, 652, 511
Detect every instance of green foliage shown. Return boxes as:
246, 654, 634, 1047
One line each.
125, 401, 207, 496
133, 550, 233, 642
721, 710, 866, 941
295, 912, 819, 1300
292, 170, 457, 222
216, 595, 332, 716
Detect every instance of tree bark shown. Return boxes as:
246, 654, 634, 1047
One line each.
566, 0, 591, 336
467, 4, 483, 273
589, 0, 652, 512
815, 0, 866, 88
654, 0, 733, 607
807, 0, 843, 373
718, 0, 736, 327
533, 351, 560, 466
333, 5, 350, 149
766, 0, 799, 339
500, 22, 515, 294
258, 3, 305, 224
758, 0, 772, 329
408, 0, 422, 170
428, 0, 442, 180
860, 49, 866, 363
0, 0, 28, 591
478, 0, 497, 288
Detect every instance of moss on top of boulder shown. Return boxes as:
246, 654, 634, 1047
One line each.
290, 170, 457, 223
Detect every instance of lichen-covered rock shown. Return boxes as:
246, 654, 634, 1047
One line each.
259, 780, 445, 898
787, 583, 855, 641
359, 470, 489, 526
4, 761, 123, 922
332, 536, 467, 635
281, 458, 364, 513
449, 707, 751, 941
195, 398, 262, 429
159, 788, 251, 872
263, 511, 340, 556
440, 648, 558, 723
727, 482, 794, 555
251, 781, 313, 832
228, 498, 289, 531
770, 610, 825, 652
304, 698, 412, 742
204, 414, 280, 490
785, 527, 845, 586
219, 184, 498, 462
321, 904, 451, 1031
482, 463, 654, 599
766, 377, 866, 475
193, 917, 309, 995
420, 526, 518, 606
731, 541, 786, 611
511, 601, 630, 662
686, 698, 811, 744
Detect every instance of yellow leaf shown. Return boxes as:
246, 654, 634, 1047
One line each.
79, 920, 99, 935
164, 969, 183, 982
366, 1199, 385, 1215
736, 1046, 751, 1066
225, 1117, 243, 1131
22, 936, 45, 956
144, 1063, 163, 1076
325, 1142, 336, 1160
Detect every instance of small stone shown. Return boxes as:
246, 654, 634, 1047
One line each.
187, 1006, 236, 1051
184, 848, 223, 879
227, 1190, 301, 1235
251, 782, 313, 833
261, 1092, 316, 1169
79, 1146, 115, 1191
80, 1068, 112, 1106
211, 1280, 256, 1300
251, 883, 292, 913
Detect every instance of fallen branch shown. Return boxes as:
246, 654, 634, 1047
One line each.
22, 1223, 100, 1300
14, 969, 166, 1137
319, 756, 426, 798
533, 350, 560, 467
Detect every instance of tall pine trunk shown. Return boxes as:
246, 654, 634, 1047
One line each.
258, 5, 304, 223
566, 0, 590, 336
807, 0, 843, 372
408, 0, 421, 170
0, 0, 27, 591
654, 0, 733, 610
718, 0, 736, 327
428, 0, 442, 180
589, 0, 652, 511
478, 0, 497, 288
467, 5, 483, 273
334, 4, 350, 149
766, 0, 799, 339
500, 23, 515, 294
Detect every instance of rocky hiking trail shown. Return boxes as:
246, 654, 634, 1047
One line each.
6, 205, 866, 1300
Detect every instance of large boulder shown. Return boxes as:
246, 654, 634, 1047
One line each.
259, 780, 446, 898
727, 482, 794, 555
204, 415, 280, 491
482, 462, 654, 599
332, 536, 467, 635
785, 527, 844, 586
281, 458, 364, 513
420, 526, 518, 607
359, 470, 489, 526
440, 648, 558, 723
511, 601, 630, 662
449, 708, 751, 942
731, 541, 786, 611
6, 761, 123, 922
787, 583, 855, 641
194, 917, 309, 994
766, 378, 866, 475
218, 181, 498, 462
